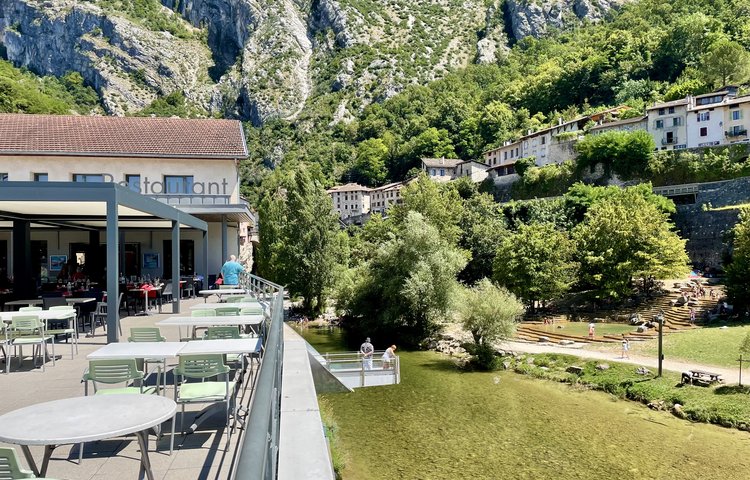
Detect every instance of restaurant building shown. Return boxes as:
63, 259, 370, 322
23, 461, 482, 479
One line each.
0, 114, 252, 289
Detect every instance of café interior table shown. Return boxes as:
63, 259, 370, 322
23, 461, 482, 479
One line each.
0, 394, 176, 480
128, 287, 162, 315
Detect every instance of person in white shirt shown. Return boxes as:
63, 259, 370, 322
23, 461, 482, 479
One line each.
382, 344, 397, 369
360, 337, 374, 370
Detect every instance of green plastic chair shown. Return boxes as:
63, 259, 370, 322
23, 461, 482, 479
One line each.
205, 326, 244, 370
82, 358, 156, 395
18, 306, 41, 312
0, 446, 35, 478
80, 359, 157, 463
171, 354, 232, 454
215, 307, 239, 316
8, 315, 54, 372
47, 306, 78, 359
219, 285, 240, 290
128, 327, 167, 392
222, 296, 245, 303
186, 309, 216, 341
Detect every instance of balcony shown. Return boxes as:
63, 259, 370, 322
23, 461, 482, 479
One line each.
725, 129, 748, 138
148, 193, 232, 206
662, 137, 678, 145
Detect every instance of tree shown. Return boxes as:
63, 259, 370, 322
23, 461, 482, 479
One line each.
573, 187, 689, 300
478, 101, 515, 145
725, 207, 750, 313
575, 130, 654, 180
700, 39, 750, 88
352, 138, 388, 186
493, 222, 578, 311
257, 167, 344, 315
457, 279, 524, 370
391, 174, 464, 244
458, 193, 507, 284
341, 212, 468, 347
564, 182, 675, 225
514, 156, 536, 177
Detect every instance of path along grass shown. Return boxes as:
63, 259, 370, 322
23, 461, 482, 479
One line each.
618, 324, 750, 367
300, 328, 750, 480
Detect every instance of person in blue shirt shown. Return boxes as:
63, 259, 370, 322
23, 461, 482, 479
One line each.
220, 255, 244, 285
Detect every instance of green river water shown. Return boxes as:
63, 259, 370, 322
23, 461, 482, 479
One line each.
296, 326, 750, 480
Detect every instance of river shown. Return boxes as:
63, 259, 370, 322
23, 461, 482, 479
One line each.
296, 326, 750, 480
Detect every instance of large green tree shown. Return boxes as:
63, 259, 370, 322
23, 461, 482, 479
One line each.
493, 222, 578, 311
458, 193, 507, 284
352, 138, 388, 186
700, 38, 750, 87
573, 187, 689, 299
342, 212, 468, 346
725, 207, 750, 313
391, 174, 464, 244
257, 167, 345, 315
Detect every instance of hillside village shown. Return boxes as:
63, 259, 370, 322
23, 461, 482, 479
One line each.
327, 87, 750, 222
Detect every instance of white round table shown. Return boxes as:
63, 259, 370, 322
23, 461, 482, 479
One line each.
0, 394, 176, 479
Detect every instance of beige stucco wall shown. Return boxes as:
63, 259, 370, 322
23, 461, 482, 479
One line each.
0, 155, 241, 202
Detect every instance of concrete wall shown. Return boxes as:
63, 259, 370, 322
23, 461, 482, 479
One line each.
671, 177, 750, 270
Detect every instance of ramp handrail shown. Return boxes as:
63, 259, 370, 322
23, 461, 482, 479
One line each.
232, 272, 285, 480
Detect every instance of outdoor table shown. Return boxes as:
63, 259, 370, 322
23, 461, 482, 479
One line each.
156, 314, 264, 339
87, 341, 186, 360
198, 289, 247, 302
3, 299, 42, 310
189, 301, 263, 311
0, 309, 79, 322
87, 342, 185, 394
0, 394, 176, 480
177, 338, 261, 356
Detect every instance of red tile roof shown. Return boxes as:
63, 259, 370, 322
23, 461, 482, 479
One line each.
0, 114, 248, 159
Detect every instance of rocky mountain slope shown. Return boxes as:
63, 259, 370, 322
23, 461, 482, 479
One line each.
0, 0, 629, 123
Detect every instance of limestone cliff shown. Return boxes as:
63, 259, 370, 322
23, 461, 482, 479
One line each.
0, 0, 628, 123
505, 0, 629, 40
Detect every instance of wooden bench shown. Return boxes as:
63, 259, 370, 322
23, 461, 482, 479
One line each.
681, 369, 724, 387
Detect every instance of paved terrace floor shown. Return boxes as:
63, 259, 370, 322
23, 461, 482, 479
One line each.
0, 297, 253, 480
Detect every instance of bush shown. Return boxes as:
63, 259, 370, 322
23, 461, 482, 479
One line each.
467, 343, 499, 371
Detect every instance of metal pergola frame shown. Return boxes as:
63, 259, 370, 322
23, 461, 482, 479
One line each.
0, 182, 209, 343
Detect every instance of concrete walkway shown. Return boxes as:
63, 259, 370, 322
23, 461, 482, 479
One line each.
499, 340, 742, 384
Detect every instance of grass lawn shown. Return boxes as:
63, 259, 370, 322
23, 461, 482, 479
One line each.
629, 324, 750, 367
531, 321, 636, 337
299, 327, 750, 480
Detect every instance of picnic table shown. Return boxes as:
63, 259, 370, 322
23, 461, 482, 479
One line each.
681, 369, 724, 386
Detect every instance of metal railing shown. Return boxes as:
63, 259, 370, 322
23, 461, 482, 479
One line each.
149, 193, 233, 206
726, 129, 748, 137
233, 272, 285, 480
318, 351, 401, 388
662, 137, 678, 145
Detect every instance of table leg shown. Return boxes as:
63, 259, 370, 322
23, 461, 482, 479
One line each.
40, 444, 55, 476
20, 445, 39, 476
135, 430, 155, 480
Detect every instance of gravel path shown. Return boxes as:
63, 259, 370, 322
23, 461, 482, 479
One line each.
498, 340, 742, 383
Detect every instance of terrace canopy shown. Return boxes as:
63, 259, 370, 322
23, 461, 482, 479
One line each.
0, 182, 208, 343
